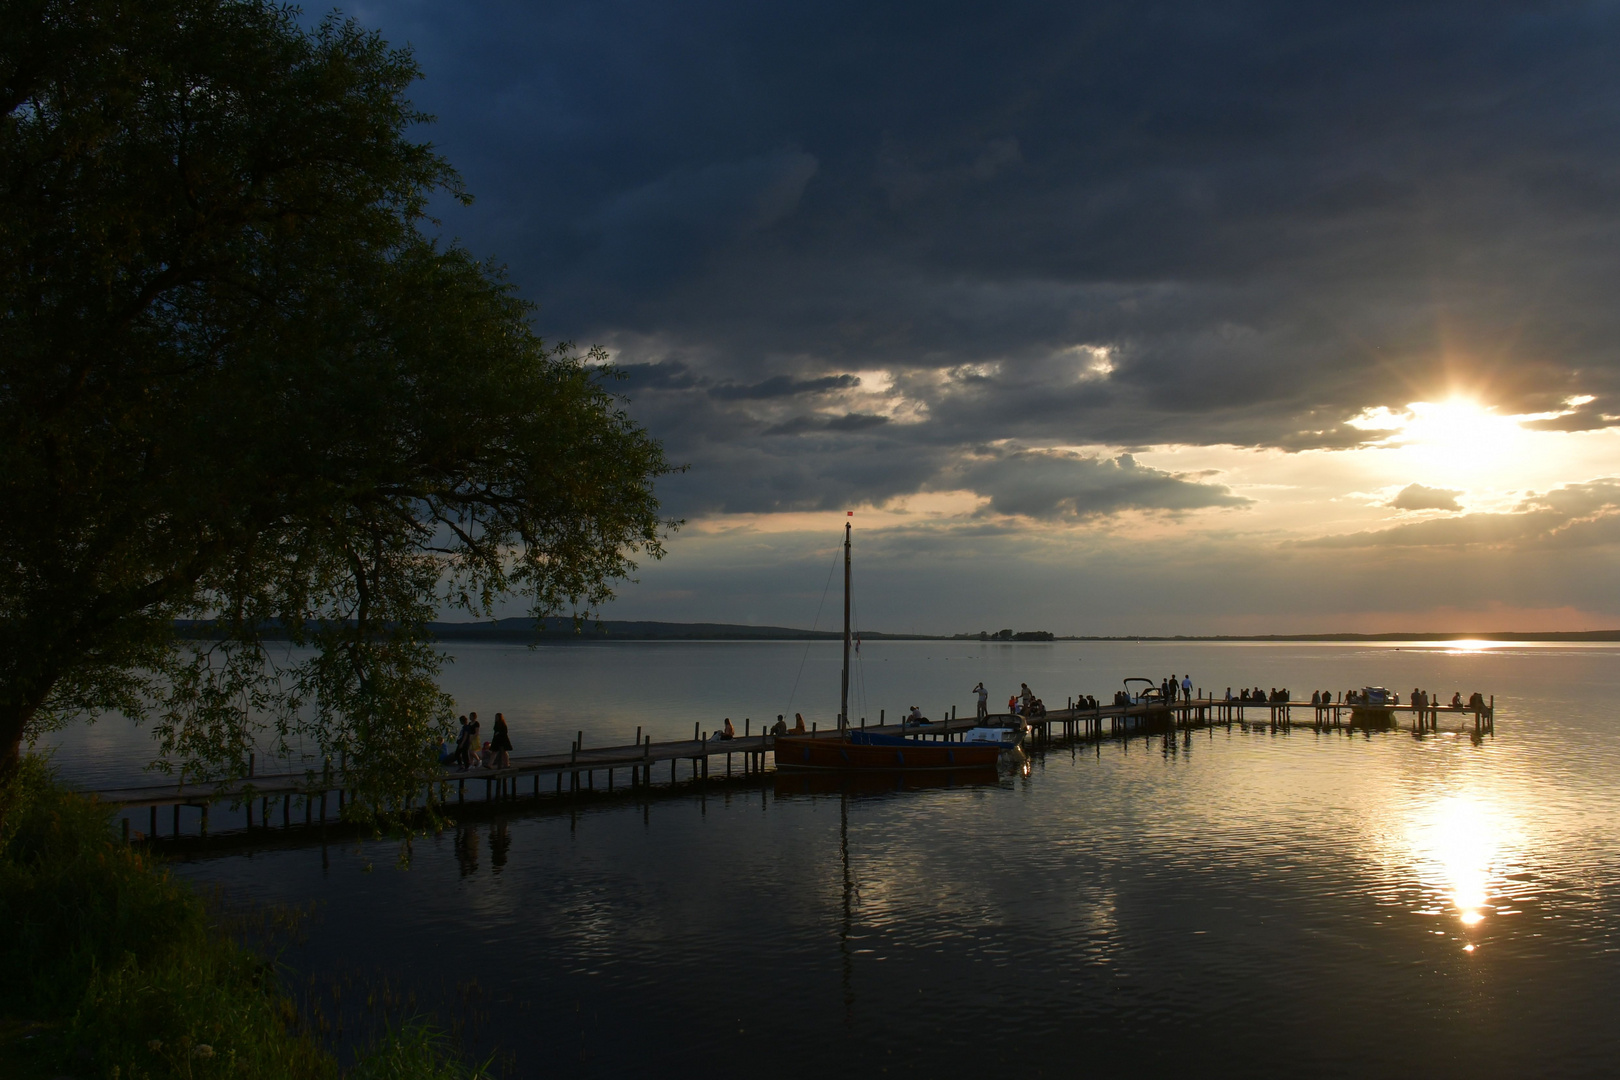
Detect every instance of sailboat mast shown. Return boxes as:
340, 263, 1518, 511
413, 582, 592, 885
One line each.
841, 520, 851, 733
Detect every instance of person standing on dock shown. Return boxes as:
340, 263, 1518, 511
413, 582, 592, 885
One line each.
490, 713, 512, 768
1181, 675, 1192, 701
974, 682, 989, 720
454, 714, 473, 770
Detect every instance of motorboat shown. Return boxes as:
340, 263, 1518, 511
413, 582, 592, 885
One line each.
1349, 686, 1397, 728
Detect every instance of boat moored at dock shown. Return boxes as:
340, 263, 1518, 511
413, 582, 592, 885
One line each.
1349, 686, 1397, 727
774, 729, 1004, 771
774, 521, 1015, 772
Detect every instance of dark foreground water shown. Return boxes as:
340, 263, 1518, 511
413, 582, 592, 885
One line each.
51, 641, 1620, 1076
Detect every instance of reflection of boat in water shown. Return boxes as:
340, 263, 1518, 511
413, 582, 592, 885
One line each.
774, 765, 1001, 797
1349, 686, 1397, 728
773, 521, 1011, 773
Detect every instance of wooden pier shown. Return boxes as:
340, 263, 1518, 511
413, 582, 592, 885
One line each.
86, 693, 1495, 841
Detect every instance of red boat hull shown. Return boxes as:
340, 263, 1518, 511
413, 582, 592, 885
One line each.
773, 735, 1003, 771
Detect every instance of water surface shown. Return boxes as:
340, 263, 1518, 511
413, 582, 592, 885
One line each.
51, 641, 1620, 1076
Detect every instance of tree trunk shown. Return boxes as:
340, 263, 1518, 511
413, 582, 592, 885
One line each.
0, 694, 46, 838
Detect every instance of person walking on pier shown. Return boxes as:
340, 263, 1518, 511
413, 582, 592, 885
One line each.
1181, 675, 1193, 702
490, 713, 512, 768
454, 714, 473, 770
974, 682, 989, 720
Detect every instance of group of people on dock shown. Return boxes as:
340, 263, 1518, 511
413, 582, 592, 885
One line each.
768, 713, 808, 736
1225, 687, 1293, 703
1005, 682, 1047, 719
438, 711, 513, 771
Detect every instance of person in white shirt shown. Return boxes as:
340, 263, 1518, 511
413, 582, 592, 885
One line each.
1181, 675, 1193, 701
973, 682, 989, 720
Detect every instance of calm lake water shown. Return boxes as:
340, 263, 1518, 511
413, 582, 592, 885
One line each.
46, 640, 1620, 1076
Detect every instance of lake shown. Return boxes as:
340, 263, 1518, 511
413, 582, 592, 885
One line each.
45, 640, 1620, 1077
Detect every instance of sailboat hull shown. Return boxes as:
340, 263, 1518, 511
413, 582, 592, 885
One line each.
773, 735, 1003, 771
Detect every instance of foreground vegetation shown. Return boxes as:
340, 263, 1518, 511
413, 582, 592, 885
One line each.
0, 761, 484, 1079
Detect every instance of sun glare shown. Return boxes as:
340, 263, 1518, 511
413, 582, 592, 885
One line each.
1359, 398, 1535, 489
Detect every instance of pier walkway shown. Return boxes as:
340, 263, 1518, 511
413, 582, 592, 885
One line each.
87, 693, 1495, 841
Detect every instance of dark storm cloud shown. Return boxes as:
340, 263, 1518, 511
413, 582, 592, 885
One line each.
360, 0, 1620, 515
710, 373, 860, 400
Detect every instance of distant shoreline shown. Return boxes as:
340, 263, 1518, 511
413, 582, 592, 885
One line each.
422, 621, 1620, 644
175, 618, 1620, 644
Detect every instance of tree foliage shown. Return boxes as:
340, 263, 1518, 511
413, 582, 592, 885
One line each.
0, 0, 673, 817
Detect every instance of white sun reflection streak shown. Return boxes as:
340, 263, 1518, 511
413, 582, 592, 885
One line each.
1409, 795, 1507, 927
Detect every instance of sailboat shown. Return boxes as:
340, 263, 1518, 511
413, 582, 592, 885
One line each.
772, 521, 1006, 772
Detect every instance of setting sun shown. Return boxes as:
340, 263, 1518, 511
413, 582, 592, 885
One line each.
1355, 398, 1535, 490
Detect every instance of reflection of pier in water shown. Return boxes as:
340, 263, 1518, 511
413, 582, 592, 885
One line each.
82, 692, 1494, 843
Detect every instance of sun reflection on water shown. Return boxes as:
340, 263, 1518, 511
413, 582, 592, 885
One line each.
1410, 795, 1504, 927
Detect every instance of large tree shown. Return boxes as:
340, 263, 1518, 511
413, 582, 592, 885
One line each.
0, 0, 672, 816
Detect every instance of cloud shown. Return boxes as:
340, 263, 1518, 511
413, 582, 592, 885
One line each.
345, 1, 1620, 629
1299, 512, 1559, 549
944, 450, 1250, 520
762, 412, 889, 436
1302, 478, 1620, 550
1391, 483, 1463, 512
710, 374, 860, 400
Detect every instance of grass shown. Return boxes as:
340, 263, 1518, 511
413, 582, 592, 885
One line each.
0, 758, 488, 1079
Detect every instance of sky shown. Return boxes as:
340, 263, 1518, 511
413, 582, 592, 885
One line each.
350, 0, 1620, 635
